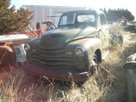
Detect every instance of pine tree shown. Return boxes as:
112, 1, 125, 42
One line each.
0, 0, 32, 34
105, 9, 135, 22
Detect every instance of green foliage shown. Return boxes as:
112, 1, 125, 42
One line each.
104, 9, 135, 22
0, 0, 32, 34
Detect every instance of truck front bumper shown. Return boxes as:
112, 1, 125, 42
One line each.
21, 63, 90, 82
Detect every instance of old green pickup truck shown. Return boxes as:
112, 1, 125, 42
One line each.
22, 10, 122, 81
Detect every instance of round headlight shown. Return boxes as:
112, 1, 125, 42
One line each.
75, 47, 85, 57
14, 47, 21, 56
24, 44, 30, 51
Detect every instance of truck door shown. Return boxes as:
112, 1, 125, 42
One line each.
98, 14, 110, 49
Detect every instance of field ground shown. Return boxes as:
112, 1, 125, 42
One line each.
0, 31, 136, 102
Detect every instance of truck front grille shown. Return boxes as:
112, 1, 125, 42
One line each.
30, 47, 74, 68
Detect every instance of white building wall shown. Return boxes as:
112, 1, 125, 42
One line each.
24, 5, 85, 28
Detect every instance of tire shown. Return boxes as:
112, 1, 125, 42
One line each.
89, 53, 99, 74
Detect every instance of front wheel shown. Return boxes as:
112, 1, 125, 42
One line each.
89, 53, 99, 74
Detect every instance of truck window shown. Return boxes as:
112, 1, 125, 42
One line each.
100, 14, 106, 25
77, 14, 96, 26
59, 13, 75, 26
77, 15, 95, 22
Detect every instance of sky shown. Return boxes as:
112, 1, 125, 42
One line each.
11, 0, 136, 18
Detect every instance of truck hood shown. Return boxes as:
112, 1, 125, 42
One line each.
40, 27, 96, 49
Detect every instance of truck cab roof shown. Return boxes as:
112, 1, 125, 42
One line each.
61, 10, 104, 15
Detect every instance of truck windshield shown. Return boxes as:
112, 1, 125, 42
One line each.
77, 13, 96, 26
59, 12, 96, 27
59, 13, 76, 27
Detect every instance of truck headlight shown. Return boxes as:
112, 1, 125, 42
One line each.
75, 47, 85, 57
14, 47, 21, 56
24, 44, 30, 51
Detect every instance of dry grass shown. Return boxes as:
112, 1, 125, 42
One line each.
0, 69, 56, 102
0, 32, 136, 102
109, 23, 124, 34
54, 42, 136, 102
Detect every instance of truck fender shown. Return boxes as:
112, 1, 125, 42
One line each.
83, 38, 102, 63
68, 38, 102, 62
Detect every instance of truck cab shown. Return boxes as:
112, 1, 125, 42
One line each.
58, 10, 110, 49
